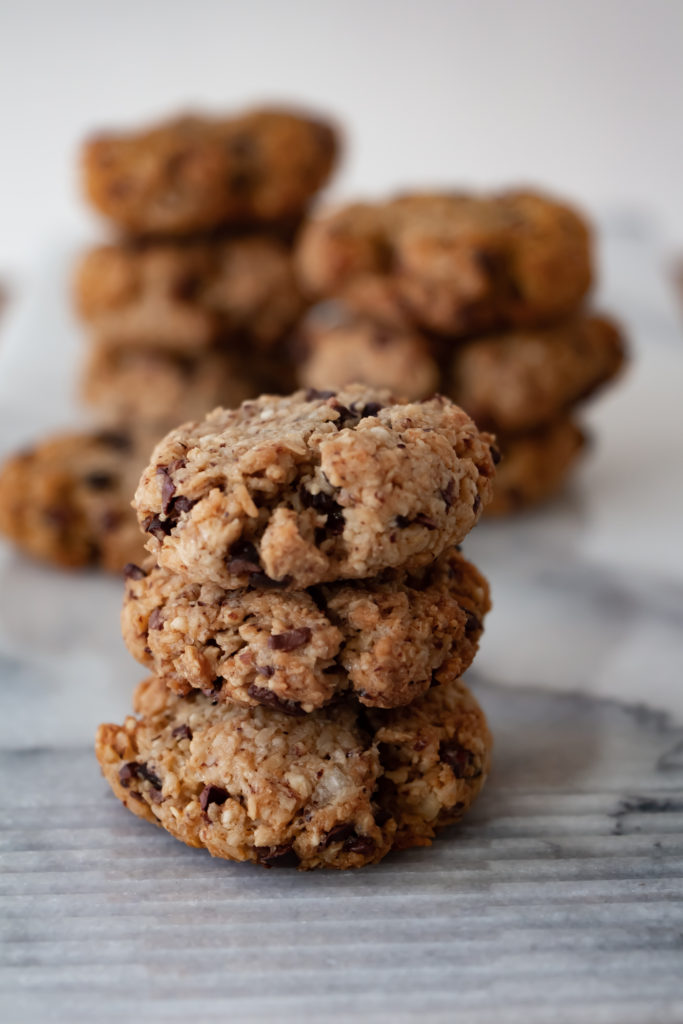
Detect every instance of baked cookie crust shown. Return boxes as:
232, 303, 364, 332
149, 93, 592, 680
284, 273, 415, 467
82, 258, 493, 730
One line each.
95, 672, 492, 869
134, 386, 497, 589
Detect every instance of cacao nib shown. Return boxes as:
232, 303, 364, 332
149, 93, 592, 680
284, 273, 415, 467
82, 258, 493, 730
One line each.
439, 739, 479, 778
255, 844, 300, 868
267, 627, 312, 652
199, 785, 229, 811
123, 563, 147, 580
320, 822, 356, 848
343, 834, 376, 856
225, 539, 261, 575
247, 685, 305, 716
171, 724, 192, 741
148, 607, 163, 630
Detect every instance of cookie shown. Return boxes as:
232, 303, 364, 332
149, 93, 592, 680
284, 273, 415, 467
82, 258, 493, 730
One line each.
296, 190, 592, 335
122, 546, 490, 711
75, 235, 305, 354
0, 428, 157, 571
82, 343, 256, 425
134, 386, 497, 590
296, 314, 440, 401
83, 107, 338, 236
449, 314, 625, 435
486, 418, 587, 517
95, 671, 491, 869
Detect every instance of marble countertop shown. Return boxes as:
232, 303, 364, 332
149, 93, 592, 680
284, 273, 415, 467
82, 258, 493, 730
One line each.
1, 218, 682, 1022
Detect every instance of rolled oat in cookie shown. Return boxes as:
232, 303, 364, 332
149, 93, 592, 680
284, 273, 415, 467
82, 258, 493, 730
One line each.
296, 190, 592, 335
95, 672, 491, 869
133, 386, 497, 589
122, 547, 490, 711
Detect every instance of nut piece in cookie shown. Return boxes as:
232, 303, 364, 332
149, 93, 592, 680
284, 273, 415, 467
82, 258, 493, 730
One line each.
122, 547, 490, 711
296, 190, 592, 335
83, 106, 338, 235
95, 673, 491, 869
0, 428, 159, 571
133, 386, 497, 589
486, 418, 587, 517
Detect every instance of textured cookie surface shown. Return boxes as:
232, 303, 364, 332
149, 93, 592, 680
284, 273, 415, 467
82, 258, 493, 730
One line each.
76, 236, 304, 354
296, 191, 592, 335
487, 418, 586, 517
122, 547, 490, 711
82, 344, 256, 425
134, 386, 497, 589
0, 428, 156, 571
449, 314, 625, 434
83, 107, 338, 235
297, 315, 440, 400
95, 672, 491, 869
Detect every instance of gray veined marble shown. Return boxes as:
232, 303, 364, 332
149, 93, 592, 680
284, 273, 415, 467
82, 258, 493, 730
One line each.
1, 220, 683, 1022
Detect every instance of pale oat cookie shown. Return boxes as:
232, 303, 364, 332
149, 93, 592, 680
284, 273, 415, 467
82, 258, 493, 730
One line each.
83, 107, 338, 235
95, 672, 491, 869
296, 190, 592, 335
296, 315, 440, 400
122, 547, 490, 711
82, 343, 255, 425
75, 235, 305, 354
449, 314, 625, 435
487, 418, 587, 517
0, 428, 159, 571
134, 386, 497, 589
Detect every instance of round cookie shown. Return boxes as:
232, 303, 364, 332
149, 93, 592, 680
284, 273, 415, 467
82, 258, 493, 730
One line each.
296, 190, 592, 336
486, 418, 587, 517
95, 671, 492, 870
449, 314, 625, 435
296, 316, 440, 401
0, 427, 156, 572
83, 107, 338, 236
122, 546, 490, 711
134, 386, 497, 589
75, 235, 305, 355
82, 344, 255, 425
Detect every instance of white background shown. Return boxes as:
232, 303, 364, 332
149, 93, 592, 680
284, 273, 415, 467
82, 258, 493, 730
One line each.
0, 0, 681, 280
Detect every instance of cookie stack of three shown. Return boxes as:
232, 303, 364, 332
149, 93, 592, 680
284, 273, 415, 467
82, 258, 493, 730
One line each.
76, 105, 340, 426
96, 386, 497, 869
294, 190, 627, 514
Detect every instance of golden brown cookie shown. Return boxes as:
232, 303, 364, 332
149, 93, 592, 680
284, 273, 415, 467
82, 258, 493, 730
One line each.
81, 343, 256, 425
75, 235, 305, 355
0, 428, 159, 571
95, 671, 492, 869
487, 418, 587, 516
83, 107, 338, 235
134, 387, 497, 589
448, 314, 626, 434
121, 547, 490, 711
296, 191, 592, 335
295, 315, 440, 400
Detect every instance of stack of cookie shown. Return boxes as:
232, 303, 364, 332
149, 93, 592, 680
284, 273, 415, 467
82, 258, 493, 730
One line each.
77, 105, 339, 423
0, 105, 339, 574
294, 191, 627, 515
96, 386, 497, 869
